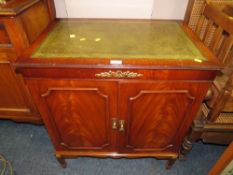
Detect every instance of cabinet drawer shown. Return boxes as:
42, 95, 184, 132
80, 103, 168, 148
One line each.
18, 67, 217, 81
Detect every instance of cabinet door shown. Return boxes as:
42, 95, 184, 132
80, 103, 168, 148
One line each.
118, 81, 209, 153
0, 63, 39, 122
27, 80, 117, 151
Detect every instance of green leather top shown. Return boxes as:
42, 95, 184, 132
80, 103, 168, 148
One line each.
32, 20, 206, 61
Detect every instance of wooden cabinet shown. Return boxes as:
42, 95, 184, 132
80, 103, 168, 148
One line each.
16, 19, 220, 168
0, 0, 55, 123
19, 69, 216, 168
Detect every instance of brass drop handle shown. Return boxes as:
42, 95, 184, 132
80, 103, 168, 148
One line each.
112, 118, 118, 130
119, 120, 125, 132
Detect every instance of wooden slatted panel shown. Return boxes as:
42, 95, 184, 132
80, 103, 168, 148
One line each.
211, 28, 225, 54
217, 35, 233, 64
187, 0, 232, 32
187, 1, 233, 122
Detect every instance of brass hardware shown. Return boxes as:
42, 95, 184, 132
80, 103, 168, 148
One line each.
95, 70, 143, 78
112, 118, 118, 130
119, 120, 125, 132
0, 0, 8, 5
60, 142, 67, 147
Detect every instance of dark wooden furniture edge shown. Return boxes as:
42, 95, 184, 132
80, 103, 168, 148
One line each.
180, 115, 233, 159
0, 0, 40, 16
184, 0, 195, 24
55, 151, 178, 169
209, 142, 233, 175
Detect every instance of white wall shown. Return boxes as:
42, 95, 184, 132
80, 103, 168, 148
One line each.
151, 0, 189, 19
54, 0, 189, 20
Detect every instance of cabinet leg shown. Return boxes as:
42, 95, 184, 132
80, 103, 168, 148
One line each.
165, 159, 176, 169
56, 156, 67, 168
179, 128, 202, 160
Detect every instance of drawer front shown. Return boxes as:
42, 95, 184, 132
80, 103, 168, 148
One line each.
18, 67, 217, 81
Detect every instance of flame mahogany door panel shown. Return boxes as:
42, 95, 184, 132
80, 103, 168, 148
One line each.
26, 79, 210, 154
118, 81, 210, 153
27, 80, 118, 152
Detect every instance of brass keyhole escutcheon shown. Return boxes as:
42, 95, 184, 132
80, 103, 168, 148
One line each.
119, 120, 125, 132
112, 118, 118, 130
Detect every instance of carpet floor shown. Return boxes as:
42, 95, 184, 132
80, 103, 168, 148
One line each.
0, 121, 226, 175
